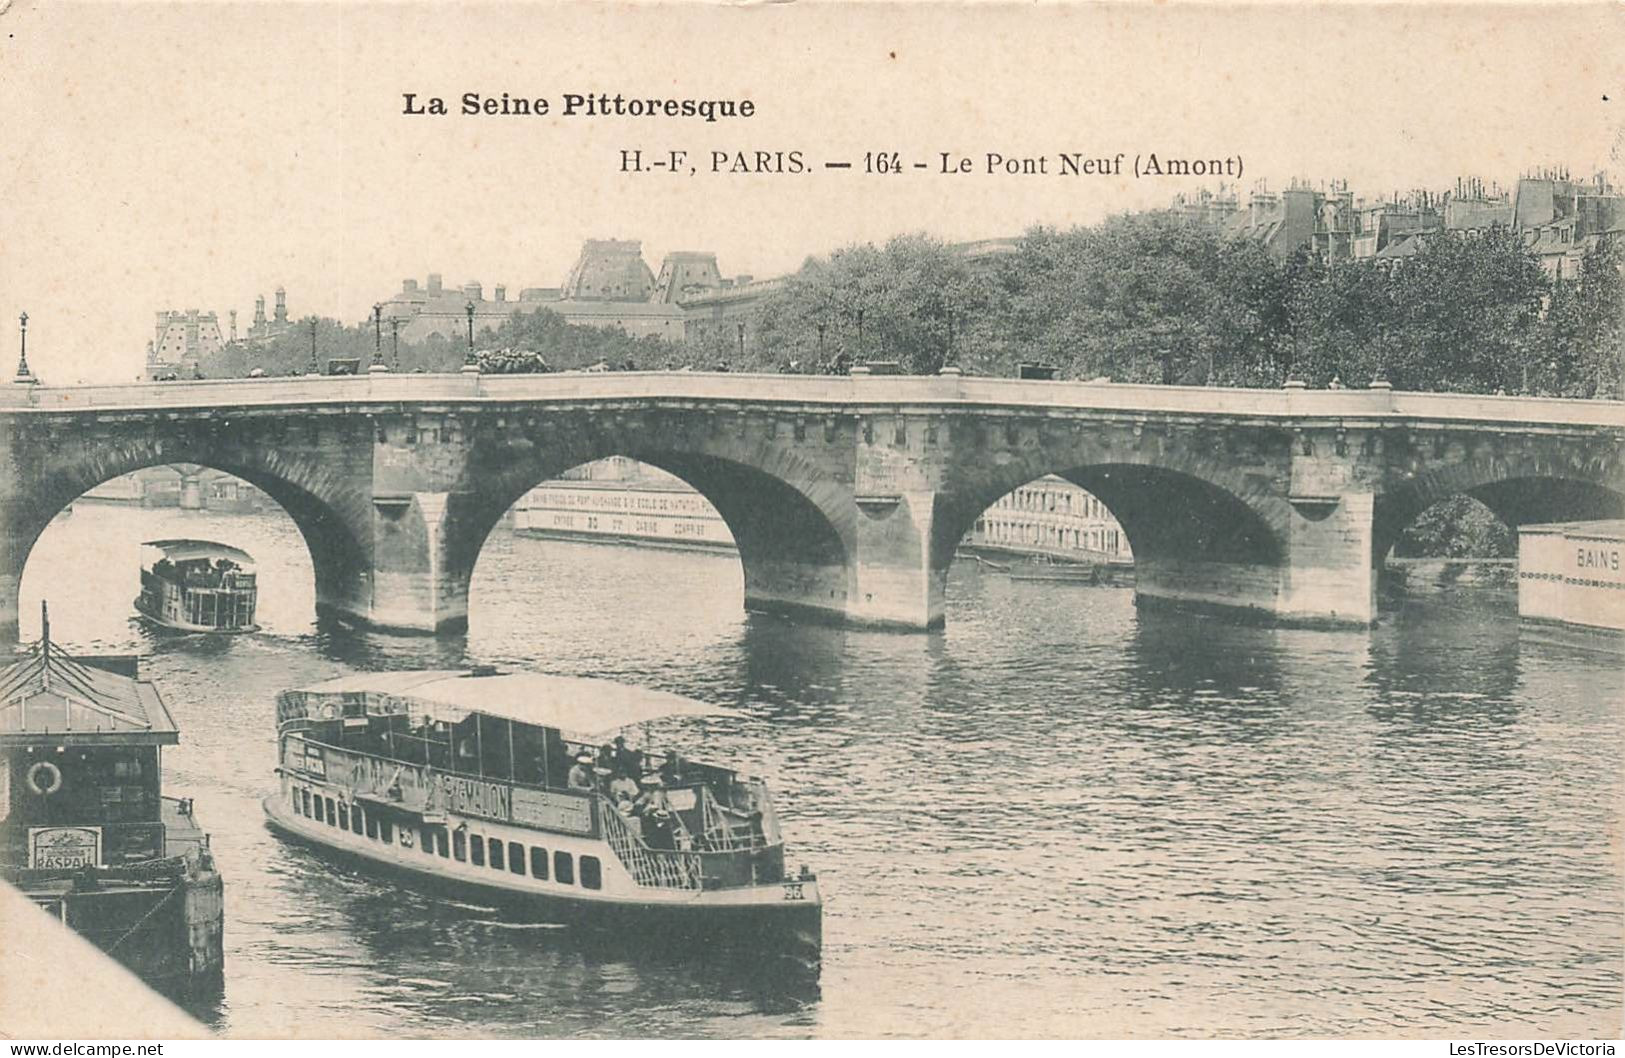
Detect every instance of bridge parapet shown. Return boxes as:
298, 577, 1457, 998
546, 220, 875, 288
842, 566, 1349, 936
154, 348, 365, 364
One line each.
5, 372, 1623, 430
0, 372, 1619, 642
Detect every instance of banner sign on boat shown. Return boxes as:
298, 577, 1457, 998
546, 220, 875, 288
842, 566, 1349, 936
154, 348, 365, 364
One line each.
510, 787, 595, 835
285, 737, 327, 778
29, 826, 101, 869
438, 774, 511, 822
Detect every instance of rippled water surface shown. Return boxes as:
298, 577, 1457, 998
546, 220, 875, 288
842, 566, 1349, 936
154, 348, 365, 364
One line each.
19, 502, 1624, 1038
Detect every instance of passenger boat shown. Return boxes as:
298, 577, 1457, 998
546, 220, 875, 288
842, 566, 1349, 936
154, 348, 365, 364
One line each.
0, 605, 225, 1000
263, 669, 822, 978
134, 539, 259, 634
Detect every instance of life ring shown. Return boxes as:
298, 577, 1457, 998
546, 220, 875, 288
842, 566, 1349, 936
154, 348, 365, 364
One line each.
26, 761, 63, 796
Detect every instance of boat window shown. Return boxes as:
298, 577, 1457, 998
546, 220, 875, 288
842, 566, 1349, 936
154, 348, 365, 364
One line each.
453, 830, 466, 861
579, 855, 602, 890
488, 837, 504, 871
508, 841, 525, 876
337, 803, 349, 829
529, 847, 549, 880
435, 829, 449, 857
325, 798, 336, 825
470, 834, 485, 866
379, 818, 393, 844
365, 812, 378, 839
420, 826, 436, 854
351, 805, 364, 835
554, 850, 574, 886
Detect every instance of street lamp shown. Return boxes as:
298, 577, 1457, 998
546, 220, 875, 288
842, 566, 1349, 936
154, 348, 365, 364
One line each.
390, 317, 401, 370
307, 318, 319, 375
856, 307, 866, 361
14, 311, 32, 382
464, 301, 476, 364
736, 321, 745, 361
373, 304, 383, 363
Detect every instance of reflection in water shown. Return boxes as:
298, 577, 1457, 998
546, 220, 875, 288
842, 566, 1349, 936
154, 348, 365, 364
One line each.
16, 503, 1623, 1038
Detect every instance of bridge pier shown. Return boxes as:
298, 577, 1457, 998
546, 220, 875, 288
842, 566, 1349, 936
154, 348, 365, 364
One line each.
1133, 492, 1377, 628
317, 491, 469, 635
844, 490, 945, 629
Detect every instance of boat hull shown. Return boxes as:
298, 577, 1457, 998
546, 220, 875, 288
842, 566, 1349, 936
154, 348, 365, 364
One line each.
262, 795, 821, 974
134, 598, 258, 635
5, 862, 225, 1001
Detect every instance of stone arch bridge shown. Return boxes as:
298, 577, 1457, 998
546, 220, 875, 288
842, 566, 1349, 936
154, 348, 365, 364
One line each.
1, 372, 1620, 643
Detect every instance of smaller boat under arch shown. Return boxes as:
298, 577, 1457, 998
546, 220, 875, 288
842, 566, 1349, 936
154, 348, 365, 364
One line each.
134, 540, 260, 635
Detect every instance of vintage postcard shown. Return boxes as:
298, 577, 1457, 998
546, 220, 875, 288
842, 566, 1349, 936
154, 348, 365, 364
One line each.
0, 0, 1621, 1043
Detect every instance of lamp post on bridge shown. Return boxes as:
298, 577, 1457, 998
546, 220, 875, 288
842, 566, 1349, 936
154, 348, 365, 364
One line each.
464, 301, 477, 365
736, 321, 745, 362
307, 318, 319, 376
390, 317, 401, 371
14, 311, 35, 384
370, 303, 388, 373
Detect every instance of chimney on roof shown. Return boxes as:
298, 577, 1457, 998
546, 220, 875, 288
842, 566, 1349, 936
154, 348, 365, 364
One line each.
463, 281, 483, 302
428, 273, 443, 296
404, 278, 419, 294
494, 285, 506, 302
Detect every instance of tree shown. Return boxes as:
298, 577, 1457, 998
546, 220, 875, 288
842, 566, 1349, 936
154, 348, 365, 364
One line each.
748, 234, 997, 374
992, 213, 1290, 384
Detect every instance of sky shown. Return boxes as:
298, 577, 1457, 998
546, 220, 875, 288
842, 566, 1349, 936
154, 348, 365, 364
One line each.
0, 1, 1620, 382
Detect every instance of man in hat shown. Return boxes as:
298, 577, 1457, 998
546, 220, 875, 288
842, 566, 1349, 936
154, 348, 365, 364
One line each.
608, 770, 639, 815
567, 752, 597, 792
633, 773, 675, 848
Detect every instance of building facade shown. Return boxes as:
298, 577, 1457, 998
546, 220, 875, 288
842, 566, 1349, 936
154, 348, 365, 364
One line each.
145, 309, 224, 380
968, 475, 1132, 564
380, 242, 757, 345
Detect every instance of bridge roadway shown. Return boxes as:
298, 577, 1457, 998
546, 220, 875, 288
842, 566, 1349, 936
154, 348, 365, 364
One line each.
2, 371, 1620, 642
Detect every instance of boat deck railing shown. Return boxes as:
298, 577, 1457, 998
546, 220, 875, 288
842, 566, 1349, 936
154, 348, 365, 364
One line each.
597, 796, 703, 890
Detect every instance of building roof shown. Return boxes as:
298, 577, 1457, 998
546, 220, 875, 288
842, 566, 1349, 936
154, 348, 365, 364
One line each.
142, 539, 255, 567
1520, 519, 1625, 540
1374, 234, 1425, 260
0, 641, 177, 745
552, 299, 687, 319
290, 670, 743, 740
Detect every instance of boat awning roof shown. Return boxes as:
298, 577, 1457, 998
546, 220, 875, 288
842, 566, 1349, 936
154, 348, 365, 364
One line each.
0, 646, 178, 745
291, 670, 745, 740
142, 539, 256, 567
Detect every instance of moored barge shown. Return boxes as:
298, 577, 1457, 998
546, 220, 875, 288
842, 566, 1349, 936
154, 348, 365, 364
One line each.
0, 608, 224, 999
263, 669, 821, 978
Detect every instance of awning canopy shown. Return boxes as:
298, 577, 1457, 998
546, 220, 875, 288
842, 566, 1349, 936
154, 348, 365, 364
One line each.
290, 670, 744, 741
0, 644, 177, 745
142, 539, 256, 568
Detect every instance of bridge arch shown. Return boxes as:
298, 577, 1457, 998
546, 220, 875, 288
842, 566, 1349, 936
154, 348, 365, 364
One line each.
1373, 458, 1625, 562
441, 422, 854, 628
930, 443, 1289, 602
2, 426, 374, 640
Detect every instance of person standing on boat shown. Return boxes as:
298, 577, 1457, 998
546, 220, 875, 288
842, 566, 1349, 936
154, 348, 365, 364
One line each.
634, 774, 676, 849
609, 735, 641, 780
567, 753, 596, 792
608, 771, 639, 814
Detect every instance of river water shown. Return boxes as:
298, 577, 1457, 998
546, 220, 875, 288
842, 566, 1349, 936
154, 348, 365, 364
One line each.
18, 501, 1623, 1039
